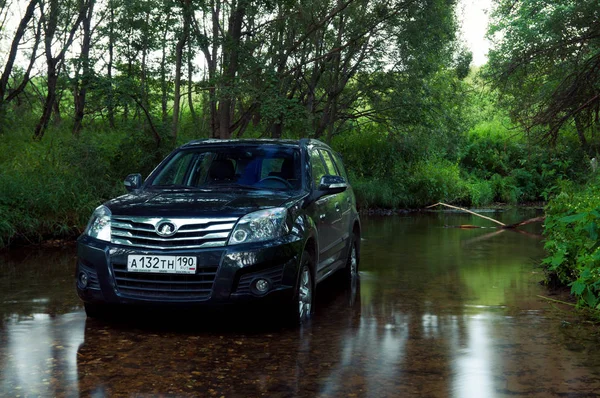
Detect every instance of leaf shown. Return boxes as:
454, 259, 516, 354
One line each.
583, 222, 598, 241
582, 288, 598, 308
571, 280, 586, 296
548, 251, 566, 268
559, 213, 587, 223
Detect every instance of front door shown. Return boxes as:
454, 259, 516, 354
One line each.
308, 148, 338, 277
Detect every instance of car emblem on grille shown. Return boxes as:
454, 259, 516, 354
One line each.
156, 221, 177, 237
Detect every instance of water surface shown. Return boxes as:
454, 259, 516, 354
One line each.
1, 210, 600, 397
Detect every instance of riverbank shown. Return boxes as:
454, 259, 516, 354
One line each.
360, 202, 546, 216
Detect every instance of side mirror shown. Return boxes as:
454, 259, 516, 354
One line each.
318, 175, 347, 195
124, 173, 142, 192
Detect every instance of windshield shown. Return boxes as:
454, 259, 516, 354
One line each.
149, 145, 302, 191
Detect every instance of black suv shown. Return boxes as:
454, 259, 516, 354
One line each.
76, 139, 360, 324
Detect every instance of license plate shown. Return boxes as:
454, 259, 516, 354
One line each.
126, 255, 197, 274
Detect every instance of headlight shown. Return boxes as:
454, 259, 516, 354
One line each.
84, 205, 111, 241
229, 207, 288, 245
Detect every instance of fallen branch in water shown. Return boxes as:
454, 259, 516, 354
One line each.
427, 202, 545, 230
426, 202, 506, 226
504, 217, 546, 229
536, 295, 576, 307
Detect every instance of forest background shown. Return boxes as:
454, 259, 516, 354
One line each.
0, 0, 599, 308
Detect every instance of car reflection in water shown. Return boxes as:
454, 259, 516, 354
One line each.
75, 273, 361, 396
1, 313, 84, 396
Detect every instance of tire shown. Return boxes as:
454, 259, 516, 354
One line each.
285, 250, 315, 326
344, 233, 359, 282
84, 302, 108, 319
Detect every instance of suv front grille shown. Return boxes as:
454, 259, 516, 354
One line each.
111, 216, 238, 250
111, 262, 218, 299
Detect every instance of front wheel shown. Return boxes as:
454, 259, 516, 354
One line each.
285, 251, 314, 326
344, 234, 359, 282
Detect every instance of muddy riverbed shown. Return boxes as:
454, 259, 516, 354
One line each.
1, 210, 600, 397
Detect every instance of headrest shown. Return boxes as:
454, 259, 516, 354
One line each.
209, 159, 235, 181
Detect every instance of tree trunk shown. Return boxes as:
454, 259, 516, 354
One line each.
172, 0, 191, 139
217, 0, 245, 139
34, 62, 58, 139
0, 0, 38, 103
172, 35, 185, 139
124, 59, 132, 120
0, 0, 40, 134
107, 4, 115, 128
160, 25, 168, 124
34, 0, 85, 139
139, 9, 150, 118
73, 0, 95, 136
187, 42, 196, 121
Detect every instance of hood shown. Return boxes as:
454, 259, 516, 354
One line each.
104, 189, 305, 217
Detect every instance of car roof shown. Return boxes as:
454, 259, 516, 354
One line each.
180, 138, 331, 150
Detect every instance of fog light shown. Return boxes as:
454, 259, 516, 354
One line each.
255, 278, 269, 293
78, 271, 88, 288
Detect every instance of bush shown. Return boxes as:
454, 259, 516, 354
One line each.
465, 178, 494, 207
0, 124, 174, 247
352, 177, 409, 209
543, 178, 600, 309
406, 159, 468, 207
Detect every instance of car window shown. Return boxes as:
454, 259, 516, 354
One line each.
188, 153, 214, 186
310, 149, 327, 188
332, 152, 348, 181
150, 146, 301, 190
320, 150, 340, 177
152, 151, 196, 186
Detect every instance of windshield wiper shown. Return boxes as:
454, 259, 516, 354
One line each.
151, 184, 202, 190
208, 183, 263, 190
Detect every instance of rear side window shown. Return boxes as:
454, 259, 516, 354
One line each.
320, 150, 340, 177
309, 149, 327, 188
332, 152, 348, 181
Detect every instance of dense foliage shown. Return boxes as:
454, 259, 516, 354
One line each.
543, 177, 600, 310
0, 0, 463, 141
485, 0, 600, 153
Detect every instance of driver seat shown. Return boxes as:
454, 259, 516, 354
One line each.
268, 158, 294, 180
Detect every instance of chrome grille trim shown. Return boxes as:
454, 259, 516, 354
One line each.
111, 231, 230, 241
111, 216, 238, 250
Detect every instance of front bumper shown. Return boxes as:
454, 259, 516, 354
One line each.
75, 235, 302, 306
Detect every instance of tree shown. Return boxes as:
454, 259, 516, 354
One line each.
0, 0, 42, 132
72, 0, 95, 136
485, 0, 600, 153
172, 0, 192, 139
34, 0, 87, 139
187, 0, 461, 140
